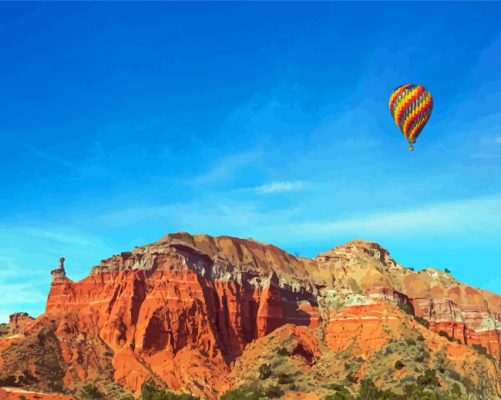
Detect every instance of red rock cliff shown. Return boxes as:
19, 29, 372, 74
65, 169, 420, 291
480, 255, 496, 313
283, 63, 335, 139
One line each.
1, 233, 500, 399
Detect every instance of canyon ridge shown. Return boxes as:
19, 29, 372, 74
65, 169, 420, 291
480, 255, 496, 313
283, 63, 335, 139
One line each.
0, 232, 500, 399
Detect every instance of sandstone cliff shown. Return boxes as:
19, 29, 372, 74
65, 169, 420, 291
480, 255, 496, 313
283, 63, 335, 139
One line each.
0, 233, 499, 399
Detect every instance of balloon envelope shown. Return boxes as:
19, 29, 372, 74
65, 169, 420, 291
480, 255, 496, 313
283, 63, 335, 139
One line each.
389, 84, 433, 148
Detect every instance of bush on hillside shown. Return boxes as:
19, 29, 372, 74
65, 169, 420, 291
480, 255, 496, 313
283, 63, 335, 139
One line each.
258, 363, 272, 380
394, 360, 405, 370
80, 384, 104, 400
263, 384, 283, 398
438, 330, 453, 341
277, 372, 294, 384
276, 347, 290, 357
141, 380, 199, 400
415, 316, 430, 328
472, 344, 488, 355
220, 385, 261, 400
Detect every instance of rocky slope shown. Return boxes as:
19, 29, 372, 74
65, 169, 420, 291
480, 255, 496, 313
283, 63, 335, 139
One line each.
0, 233, 500, 399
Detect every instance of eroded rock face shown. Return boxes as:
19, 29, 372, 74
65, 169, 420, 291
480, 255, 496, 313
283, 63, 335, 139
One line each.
1, 233, 500, 399
8, 312, 34, 335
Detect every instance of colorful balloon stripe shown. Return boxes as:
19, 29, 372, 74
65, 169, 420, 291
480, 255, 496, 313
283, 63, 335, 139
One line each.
389, 84, 433, 147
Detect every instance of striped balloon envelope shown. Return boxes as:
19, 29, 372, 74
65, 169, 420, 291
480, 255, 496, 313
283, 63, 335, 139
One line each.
389, 84, 433, 151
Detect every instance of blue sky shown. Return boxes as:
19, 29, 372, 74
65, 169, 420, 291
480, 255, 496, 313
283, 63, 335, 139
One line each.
1, 2, 501, 321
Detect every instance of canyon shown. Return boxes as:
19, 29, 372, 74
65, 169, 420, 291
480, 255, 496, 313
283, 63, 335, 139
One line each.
0, 233, 500, 399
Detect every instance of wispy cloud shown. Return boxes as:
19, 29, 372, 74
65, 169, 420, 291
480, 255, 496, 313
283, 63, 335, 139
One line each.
254, 180, 305, 194
0, 225, 116, 322
468, 123, 501, 159
22, 227, 107, 247
0, 254, 46, 280
98, 195, 302, 234
0, 253, 47, 322
0, 282, 46, 307
21, 143, 79, 170
343, 137, 380, 148
479, 133, 501, 146
98, 188, 501, 243
20, 143, 113, 178
470, 152, 501, 160
272, 195, 501, 239
187, 150, 263, 185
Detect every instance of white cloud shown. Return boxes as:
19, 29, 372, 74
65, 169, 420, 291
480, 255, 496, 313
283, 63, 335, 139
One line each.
99, 197, 300, 232
0, 282, 45, 306
21, 143, 79, 170
0, 254, 45, 280
0, 225, 116, 322
479, 130, 501, 146
255, 181, 305, 194
272, 195, 501, 239
470, 152, 501, 160
343, 137, 380, 148
188, 150, 263, 185
22, 227, 107, 247
99, 189, 501, 245
0, 253, 47, 323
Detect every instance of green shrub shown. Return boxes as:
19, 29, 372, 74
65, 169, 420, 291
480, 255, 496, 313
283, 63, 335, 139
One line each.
449, 382, 462, 397
0, 375, 17, 386
142, 380, 159, 400
325, 392, 355, 400
277, 372, 294, 384
326, 383, 355, 400
16, 370, 36, 386
438, 330, 453, 341
405, 338, 416, 346
80, 384, 104, 400
401, 303, 413, 315
346, 372, 358, 384
220, 386, 261, 400
394, 360, 405, 370
258, 363, 272, 380
325, 373, 466, 400
447, 368, 462, 382
171, 394, 198, 400
415, 316, 430, 328
276, 347, 290, 357
289, 383, 298, 391
416, 369, 439, 387
264, 384, 283, 398
414, 353, 425, 363
358, 379, 380, 400
141, 380, 199, 400
472, 344, 488, 355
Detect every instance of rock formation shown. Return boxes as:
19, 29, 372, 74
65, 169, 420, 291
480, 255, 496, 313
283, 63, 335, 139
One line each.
0, 233, 500, 399
8, 313, 34, 335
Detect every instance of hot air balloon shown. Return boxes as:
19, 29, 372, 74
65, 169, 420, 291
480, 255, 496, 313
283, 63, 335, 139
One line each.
389, 84, 433, 151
